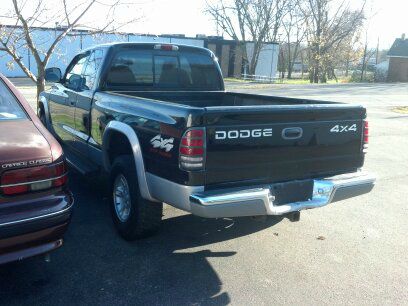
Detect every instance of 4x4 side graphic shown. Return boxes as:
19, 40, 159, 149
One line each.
150, 135, 174, 152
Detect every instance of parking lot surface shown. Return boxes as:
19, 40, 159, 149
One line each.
1, 81, 407, 305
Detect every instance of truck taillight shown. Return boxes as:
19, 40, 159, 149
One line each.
363, 120, 369, 153
0, 161, 68, 196
179, 128, 206, 171
154, 44, 179, 51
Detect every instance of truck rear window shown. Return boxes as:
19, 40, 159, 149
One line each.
0, 80, 26, 120
105, 49, 222, 91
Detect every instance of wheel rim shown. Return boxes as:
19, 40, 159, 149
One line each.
113, 174, 131, 222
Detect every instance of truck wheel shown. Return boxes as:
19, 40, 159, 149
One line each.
110, 155, 162, 240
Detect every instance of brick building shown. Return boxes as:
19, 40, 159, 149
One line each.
387, 35, 408, 82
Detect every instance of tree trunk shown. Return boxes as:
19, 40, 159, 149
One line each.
345, 58, 350, 77
313, 65, 319, 83
287, 61, 292, 79
332, 68, 338, 82
287, 43, 292, 79
310, 45, 320, 83
320, 71, 327, 83
36, 64, 45, 112
278, 45, 285, 81
249, 42, 262, 76
249, 59, 257, 75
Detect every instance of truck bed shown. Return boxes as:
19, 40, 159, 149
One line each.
100, 90, 366, 188
110, 91, 339, 108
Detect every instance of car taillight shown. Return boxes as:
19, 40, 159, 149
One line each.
179, 128, 206, 171
0, 161, 68, 196
363, 120, 369, 153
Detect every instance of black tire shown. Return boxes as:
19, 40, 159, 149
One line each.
110, 155, 162, 240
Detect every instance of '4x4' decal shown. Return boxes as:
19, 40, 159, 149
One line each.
150, 135, 174, 152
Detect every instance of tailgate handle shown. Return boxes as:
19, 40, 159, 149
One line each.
282, 127, 303, 140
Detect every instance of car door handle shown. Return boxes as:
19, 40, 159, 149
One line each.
282, 127, 303, 140
69, 100, 76, 106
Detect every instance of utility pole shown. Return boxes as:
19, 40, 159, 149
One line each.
361, 42, 367, 82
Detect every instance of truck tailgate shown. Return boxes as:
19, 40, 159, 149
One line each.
204, 104, 366, 187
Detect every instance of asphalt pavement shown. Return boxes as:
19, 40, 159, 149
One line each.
1, 81, 407, 305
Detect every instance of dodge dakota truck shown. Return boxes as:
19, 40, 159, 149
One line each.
39, 42, 375, 240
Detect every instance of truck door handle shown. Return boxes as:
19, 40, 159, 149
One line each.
282, 127, 303, 140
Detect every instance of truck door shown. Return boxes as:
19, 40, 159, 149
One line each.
73, 49, 104, 157
49, 53, 89, 148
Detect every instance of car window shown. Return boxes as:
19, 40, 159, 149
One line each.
105, 49, 222, 91
82, 49, 104, 90
65, 53, 89, 90
0, 79, 26, 121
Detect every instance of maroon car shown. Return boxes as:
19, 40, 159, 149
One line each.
0, 74, 73, 265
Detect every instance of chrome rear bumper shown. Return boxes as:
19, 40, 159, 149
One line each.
189, 172, 375, 218
146, 171, 375, 218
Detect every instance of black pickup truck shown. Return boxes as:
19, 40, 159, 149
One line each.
39, 42, 375, 240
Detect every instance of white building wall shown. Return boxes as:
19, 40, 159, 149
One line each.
0, 28, 277, 79
246, 43, 279, 78
0, 29, 205, 77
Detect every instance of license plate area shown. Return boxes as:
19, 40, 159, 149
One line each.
270, 180, 314, 205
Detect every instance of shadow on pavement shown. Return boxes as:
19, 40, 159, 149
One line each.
0, 172, 283, 305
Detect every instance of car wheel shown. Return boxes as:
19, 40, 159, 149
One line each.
110, 155, 162, 240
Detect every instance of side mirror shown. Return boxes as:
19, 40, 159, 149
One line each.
79, 76, 88, 90
45, 67, 62, 83
67, 74, 86, 90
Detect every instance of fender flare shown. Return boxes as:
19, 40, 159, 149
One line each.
102, 121, 157, 202
38, 95, 51, 128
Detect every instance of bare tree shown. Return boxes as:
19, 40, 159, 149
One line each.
281, 0, 307, 78
358, 7, 377, 82
359, 32, 376, 81
299, 0, 365, 83
206, 0, 288, 75
0, 0, 138, 104
339, 35, 362, 77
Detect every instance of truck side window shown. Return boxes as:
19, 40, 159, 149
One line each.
65, 54, 89, 90
83, 49, 104, 90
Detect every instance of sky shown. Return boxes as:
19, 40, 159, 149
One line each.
113, 0, 407, 49
363, 0, 408, 48
0, 0, 406, 49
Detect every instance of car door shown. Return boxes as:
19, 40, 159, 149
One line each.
73, 49, 104, 156
48, 52, 89, 147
